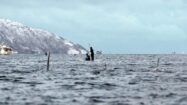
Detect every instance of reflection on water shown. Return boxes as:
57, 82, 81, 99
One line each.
0, 54, 187, 105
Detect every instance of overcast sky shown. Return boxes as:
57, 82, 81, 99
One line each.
0, 0, 187, 54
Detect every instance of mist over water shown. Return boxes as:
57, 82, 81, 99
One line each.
0, 54, 187, 105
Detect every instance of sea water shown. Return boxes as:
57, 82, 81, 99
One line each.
0, 54, 187, 105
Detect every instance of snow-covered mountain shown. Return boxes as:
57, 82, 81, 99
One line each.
0, 19, 87, 54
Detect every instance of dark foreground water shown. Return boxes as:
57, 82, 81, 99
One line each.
0, 54, 187, 105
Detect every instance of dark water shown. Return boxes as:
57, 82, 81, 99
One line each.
0, 54, 187, 105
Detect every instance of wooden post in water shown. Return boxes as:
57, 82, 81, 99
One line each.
47, 52, 50, 71
157, 58, 160, 67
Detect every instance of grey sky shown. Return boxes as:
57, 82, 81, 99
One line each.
0, 0, 187, 54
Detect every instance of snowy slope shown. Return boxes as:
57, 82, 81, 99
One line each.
0, 19, 87, 54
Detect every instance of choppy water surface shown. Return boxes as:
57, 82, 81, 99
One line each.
0, 54, 187, 105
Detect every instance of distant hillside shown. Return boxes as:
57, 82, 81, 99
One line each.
0, 19, 86, 54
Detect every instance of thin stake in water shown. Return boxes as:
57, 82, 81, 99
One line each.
157, 58, 160, 67
47, 52, 50, 71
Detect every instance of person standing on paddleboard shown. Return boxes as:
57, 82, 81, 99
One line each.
90, 47, 94, 61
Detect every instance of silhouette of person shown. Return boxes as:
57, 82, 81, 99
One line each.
85, 53, 90, 61
90, 47, 94, 61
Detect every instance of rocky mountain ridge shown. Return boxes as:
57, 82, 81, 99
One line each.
0, 19, 86, 54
